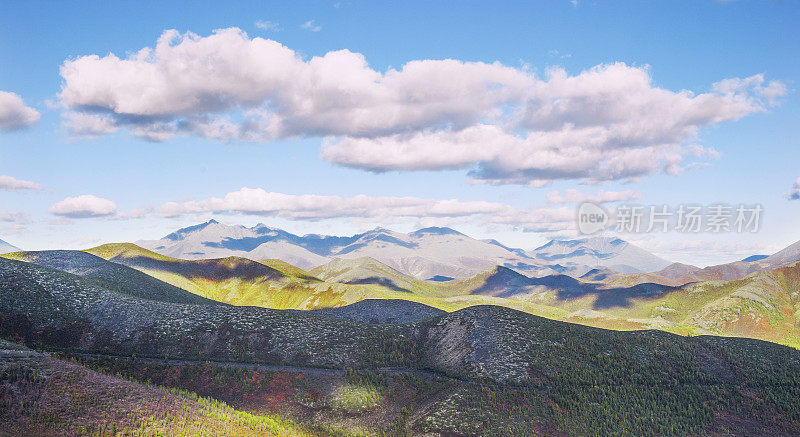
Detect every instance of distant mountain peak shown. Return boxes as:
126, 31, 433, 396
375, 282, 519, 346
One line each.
529, 236, 670, 274
164, 219, 224, 240
409, 226, 465, 237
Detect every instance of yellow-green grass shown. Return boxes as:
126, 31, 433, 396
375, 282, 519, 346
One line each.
259, 258, 320, 280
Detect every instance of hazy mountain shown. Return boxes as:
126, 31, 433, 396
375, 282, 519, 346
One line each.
137, 221, 675, 279
0, 238, 20, 254
762, 238, 800, 267
527, 237, 672, 275
137, 220, 554, 279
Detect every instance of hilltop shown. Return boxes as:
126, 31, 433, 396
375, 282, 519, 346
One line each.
310, 256, 437, 294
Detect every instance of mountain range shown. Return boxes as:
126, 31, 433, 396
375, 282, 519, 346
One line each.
137, 220, 672, 279
604, 238, 800, 287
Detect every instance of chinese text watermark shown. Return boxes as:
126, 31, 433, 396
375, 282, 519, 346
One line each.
577, 202, 763, 235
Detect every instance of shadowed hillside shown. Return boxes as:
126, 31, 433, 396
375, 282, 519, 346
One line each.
0, 339, 309, 436
2, 250, 217, 305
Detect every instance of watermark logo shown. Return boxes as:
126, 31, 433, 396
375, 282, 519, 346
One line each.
576, 203, 763, 234
577, 202, 610, 235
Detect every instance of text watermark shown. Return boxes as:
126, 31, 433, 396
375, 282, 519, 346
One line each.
577, 202, 763, 235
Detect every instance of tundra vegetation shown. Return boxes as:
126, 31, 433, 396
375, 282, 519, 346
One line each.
2, 248, 800, 435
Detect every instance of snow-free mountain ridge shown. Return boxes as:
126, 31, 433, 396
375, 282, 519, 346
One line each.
138, 220, 675, 279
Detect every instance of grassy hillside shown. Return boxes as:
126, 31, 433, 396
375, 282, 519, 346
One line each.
86, 244, 482, 311
2, 250, 217, 305
259, 258, 321, 281
309, 256, 442, 294
557, 262, 800, 347
0, 339, 309, 436
3, 258, 800, 435
86, 243, 363, 309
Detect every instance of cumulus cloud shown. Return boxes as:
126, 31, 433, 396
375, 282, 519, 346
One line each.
157, 187, 576, 233
0, 91, 40, 132
0, 175, 43, 191
788, 177, 800, 201
546, 189, 641, 204
58, 28, 786, 184
59, 28, 530, 141
49, 195, 117, 218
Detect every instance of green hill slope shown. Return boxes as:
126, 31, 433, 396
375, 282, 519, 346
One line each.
309, 256, 441, 294
259, 258, 321, 281
2, 250, 216, 305
86, 243, 459, 310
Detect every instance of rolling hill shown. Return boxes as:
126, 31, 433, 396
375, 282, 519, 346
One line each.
3, 256, 800, 435
309, 256, 436, 293
81, 242, 800, 348
85, 243, 450, 310
1, 249, 216, 304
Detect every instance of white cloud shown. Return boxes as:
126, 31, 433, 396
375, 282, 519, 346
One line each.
58, 28, 785, 185
546, 189, 641, 204
157, 187, 576, 233
0, 91, 40, 132
58, 28, 531, 141
49, 195, 117, 218
255, 20, 280, 31
300, 20, 321, 32
0, 175, 43, 191
110, 207, 151, 220
788, 177, 800, 201
62, 112, 119, 138
0, 211, 32, 224
0, 211, 31, 233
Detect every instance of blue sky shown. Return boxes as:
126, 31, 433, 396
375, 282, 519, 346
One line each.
0, 0, 798, 266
